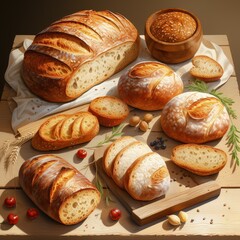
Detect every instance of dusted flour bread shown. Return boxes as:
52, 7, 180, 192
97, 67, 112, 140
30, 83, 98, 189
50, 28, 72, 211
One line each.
19, 154, 101, 225
21, 10, 140, 102
103, 137, 170, 201
118, 61, 183, 110
89, 96, 129, 127
160, 92, 230, 143
190, 55, 224, 82
124, 152, 170, 201
171, 144, 227, 176
32, 111, 99, 151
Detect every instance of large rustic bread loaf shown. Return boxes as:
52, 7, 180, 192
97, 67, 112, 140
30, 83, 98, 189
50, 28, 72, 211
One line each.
171, 144, 227, 176
89, 96, 129, 127
160, 92, 230, 143
19, 154, 101, 225
103, 136, 170, 201
21, 10, 140, 102
32, 111, 99, 151
118, 61, 183, 110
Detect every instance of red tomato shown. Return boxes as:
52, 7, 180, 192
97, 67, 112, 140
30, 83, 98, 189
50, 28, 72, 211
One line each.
109, 208, 121, 221
77, 149, 87, 159
4, 196, 16, 208
7, 213, 19, 225
26, 208, 39, 220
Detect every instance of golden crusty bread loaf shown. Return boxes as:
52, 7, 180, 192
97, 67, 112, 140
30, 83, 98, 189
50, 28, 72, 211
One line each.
171, 144, 227, 176
160, 92, 230, 143
88, 96, 129, 127
19, 154, 101, 225
118, 61, 183, 110
21, 10, 140, 102
190, 55, 224, 82
32, 111, 99, 151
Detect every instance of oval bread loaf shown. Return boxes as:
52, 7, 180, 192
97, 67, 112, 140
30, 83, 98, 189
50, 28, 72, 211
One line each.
19, 154, 101, 225
89, 96, 129, 127
32, 111, 99, 151
118, 61, 183, 110
160, 92, 230, 143
21, 10, 140, 102
171, 144, 227, 176
103, 136, 170, 201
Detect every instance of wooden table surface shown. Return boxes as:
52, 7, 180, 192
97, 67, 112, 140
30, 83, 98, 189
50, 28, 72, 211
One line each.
0, 35, 240, 240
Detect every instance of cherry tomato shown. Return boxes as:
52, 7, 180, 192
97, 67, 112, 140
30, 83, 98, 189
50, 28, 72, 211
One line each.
26, 208, 39, 220
7, 213, 19, 225
4, 196, 16, 208
77, 149, 87, 159
109, 208, 121, 221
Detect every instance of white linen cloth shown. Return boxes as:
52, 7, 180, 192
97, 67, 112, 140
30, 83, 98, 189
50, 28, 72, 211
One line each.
4, 36, 234, 133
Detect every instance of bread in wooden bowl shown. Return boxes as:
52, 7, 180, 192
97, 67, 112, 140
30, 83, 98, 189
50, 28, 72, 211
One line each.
171, 144, 227, 176
145, 8, 203, 64
88, 96, 129, 127
118, 61, 183, 110
190, 55, 224, 82
21, 10, 140, 102
19, 154, 101, 225
32, 111, 99, 151
160, 92, 230, 143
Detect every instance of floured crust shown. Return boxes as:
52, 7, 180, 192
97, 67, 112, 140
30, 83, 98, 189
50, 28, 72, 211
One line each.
118, 61, 183, 110
160, 92, 230, 143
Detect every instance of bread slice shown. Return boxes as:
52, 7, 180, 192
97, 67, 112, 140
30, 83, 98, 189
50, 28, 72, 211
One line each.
103, 136, 137, 177
112, 141, 152, 188
190, 55, 224, 82
89, 96, 129, 127
124, 152, 170, 201
171, 144, 227, 176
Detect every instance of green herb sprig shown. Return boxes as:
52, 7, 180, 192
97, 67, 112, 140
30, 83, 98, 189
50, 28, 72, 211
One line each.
187, 80, 240, 165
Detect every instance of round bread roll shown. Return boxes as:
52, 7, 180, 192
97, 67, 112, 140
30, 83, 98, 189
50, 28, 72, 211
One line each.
160, 92, 230, 143
118, 61, 183, 111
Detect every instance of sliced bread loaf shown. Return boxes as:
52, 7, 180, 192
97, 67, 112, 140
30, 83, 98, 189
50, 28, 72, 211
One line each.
103, 136, 137, 177
190, 55, 224, 82
124, 152, 170, 201
112, 141, 152, 188
89, 96, 129, 127
171, 144, 227, 176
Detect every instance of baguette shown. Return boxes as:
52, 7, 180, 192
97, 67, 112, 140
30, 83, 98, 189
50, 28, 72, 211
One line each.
171, 144, 227, 176
21, 10, 140, 102
89, 96, 129, 127
190, 55, 224, 82
32, 111, 99, 151
19, 154, 101, 225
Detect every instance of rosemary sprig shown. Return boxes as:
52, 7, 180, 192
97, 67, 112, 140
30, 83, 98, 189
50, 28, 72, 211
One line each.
187, 80, 240, 165
96, 123, 125, 147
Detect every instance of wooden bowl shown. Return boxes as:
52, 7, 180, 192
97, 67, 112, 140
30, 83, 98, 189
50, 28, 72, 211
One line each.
145, 8, 203, 64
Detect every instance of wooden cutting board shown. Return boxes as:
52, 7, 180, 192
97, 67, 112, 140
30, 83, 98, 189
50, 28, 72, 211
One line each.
94, 145, 221, 226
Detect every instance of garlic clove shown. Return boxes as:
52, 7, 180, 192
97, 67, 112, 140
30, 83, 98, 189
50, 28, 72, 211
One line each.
167, 214, 181, 226
178, 211, 188, 223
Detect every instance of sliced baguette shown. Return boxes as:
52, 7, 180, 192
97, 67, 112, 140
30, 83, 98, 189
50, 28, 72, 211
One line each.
190, 55, 224, 82
112, 141, 152, 188
103, 136, 137, 177
89, 96, 129, 127
171, 144, 227, 176
124, 152, 170, 201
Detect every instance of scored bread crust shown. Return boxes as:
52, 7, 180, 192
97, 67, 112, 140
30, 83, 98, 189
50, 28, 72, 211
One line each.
118, 61, 183, 110
32, 111, 99, 151
124, 152, 170, 201
21, 10, 140, 102
171, 144, 228, 176
19, 154, 100, 225
160, 92, 230, 143
88, 96, 130, 127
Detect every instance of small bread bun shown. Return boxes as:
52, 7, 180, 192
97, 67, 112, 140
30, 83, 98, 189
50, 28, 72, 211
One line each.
118, 61, 183, 111
190, 55, 224, 82
88, 96, 129, 127
160, 92, 230, 143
